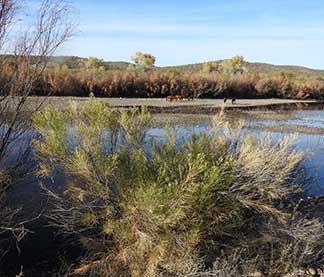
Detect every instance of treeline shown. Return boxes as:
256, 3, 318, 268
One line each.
33, 69, 324, 100
1, 54, 324, 99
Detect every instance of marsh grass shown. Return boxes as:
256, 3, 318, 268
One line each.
32, 99, 324, 276
23, 69, 324, 100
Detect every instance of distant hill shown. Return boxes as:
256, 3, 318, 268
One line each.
47, 56, 131, 70
165, 61, 324, 79
34, 56, 324, 79
245, 62, 324, 79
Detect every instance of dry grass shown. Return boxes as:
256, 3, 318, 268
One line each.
2, 67, 323, 100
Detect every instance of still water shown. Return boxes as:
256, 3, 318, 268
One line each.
148, 109, 324, 195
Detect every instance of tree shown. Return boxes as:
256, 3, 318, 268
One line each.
279, 71, 296, 81
129, 51, 156, 71
85, 57, 107, 70
221, 55, 246, 75
0, 0, 75, 261
202, 61, 220, 73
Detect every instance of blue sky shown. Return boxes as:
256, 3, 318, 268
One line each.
51, 0, 324, 68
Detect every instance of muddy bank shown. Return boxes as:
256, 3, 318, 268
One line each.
6, 96, 318, 112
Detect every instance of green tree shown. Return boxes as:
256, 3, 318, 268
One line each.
279, 71, 296, 81
129, 51, 156, 72
202, 61, 220, 73
85, 57, 107, 71
221, 55, 246, 75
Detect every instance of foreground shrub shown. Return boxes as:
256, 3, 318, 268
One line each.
32, 99, 324, 276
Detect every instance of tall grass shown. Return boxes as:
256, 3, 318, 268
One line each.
44, 69, 324, 99
1, 65, 323, 99
32, 99, 324, 276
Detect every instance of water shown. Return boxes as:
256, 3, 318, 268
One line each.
255, 110, 324, 130
3, 109, 324, 206
248, 110, 324, 195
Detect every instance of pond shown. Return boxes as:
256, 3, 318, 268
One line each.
6, 107, 324, 216
149, 108, 324, 195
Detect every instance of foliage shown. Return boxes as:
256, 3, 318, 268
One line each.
201, 62, 220, 74
32, 55, 324, 80
2, 53, 324, 100
129, 51, 156, 72
0, 0, 74, 266
6, 65, 323, 100
31, 99, 324, 276
85, 57, 107, 71
221, 55, 246, 75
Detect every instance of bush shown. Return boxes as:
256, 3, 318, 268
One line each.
32, 99, 324, 276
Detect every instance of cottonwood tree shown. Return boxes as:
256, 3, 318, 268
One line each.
202, 61, 220, 73
221, 55, 246, 75
0, 0, 75, 260
85, 57, 106, 70
129, 51, 156, 72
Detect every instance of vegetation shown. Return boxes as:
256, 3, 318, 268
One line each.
31, 99, 324, 276
166, 60, 324, 79
35, 68, 324, 99
1, 54, 324, 100
85, 57, 108, 71
0, 0, 75, 272
42, 55, 324, 80
0, 0, 324, 276
220, 55, 246, 75
128, 52, 156, 72
201, 61, 220, 74
0, 0, 74, 266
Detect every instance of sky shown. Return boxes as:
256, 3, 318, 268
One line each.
36, 0, 324, 68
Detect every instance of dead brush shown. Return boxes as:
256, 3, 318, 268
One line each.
35, 69, 324, 99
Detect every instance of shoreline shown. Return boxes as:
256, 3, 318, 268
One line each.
20, 96, 321, 113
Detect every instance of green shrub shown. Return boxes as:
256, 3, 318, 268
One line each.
33, 99, 323, 276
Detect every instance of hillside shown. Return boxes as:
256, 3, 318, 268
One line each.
47, 56, 131, 70
31, 56, 324, 79
165, 61, 324, 79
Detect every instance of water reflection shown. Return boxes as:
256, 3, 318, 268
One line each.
147, 110, 324, 195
